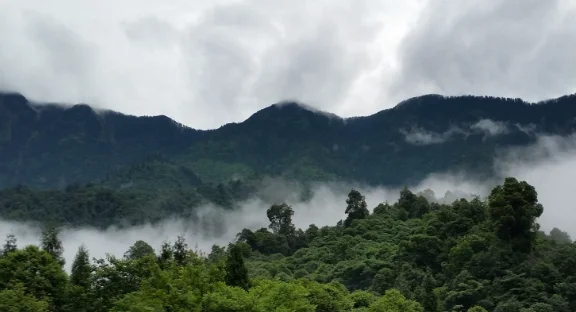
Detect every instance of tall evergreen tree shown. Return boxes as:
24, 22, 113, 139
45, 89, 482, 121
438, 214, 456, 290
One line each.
41, 225, 65, 267
71, 245, 91, 289
157, 241, 173, 268
2, 233, 17, 256
224, 243, 250, 290
173, 235, 188, 266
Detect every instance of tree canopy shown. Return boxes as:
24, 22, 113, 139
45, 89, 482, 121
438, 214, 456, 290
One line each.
0, 178, 574, 311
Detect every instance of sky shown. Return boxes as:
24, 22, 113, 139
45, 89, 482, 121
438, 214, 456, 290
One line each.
1, 0, 576, 129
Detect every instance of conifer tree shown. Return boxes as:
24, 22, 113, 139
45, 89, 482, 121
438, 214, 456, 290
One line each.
2, 233, 17, 256
41, 225, 65, 267
224, 243, 250, 290
71, 244, 91, 289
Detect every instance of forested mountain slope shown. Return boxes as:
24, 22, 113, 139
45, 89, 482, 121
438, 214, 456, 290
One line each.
2, 92, 576, 189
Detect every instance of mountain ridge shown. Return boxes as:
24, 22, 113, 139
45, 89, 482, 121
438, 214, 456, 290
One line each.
2, 91, 576, 189
6, 91, 576, 130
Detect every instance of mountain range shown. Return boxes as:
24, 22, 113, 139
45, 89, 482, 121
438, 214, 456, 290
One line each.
2, 92, 576, 191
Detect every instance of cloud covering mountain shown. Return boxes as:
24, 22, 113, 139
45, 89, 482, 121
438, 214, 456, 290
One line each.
1, 0, 576, 128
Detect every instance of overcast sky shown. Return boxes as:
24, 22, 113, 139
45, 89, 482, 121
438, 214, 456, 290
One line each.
1, 0, 576, 129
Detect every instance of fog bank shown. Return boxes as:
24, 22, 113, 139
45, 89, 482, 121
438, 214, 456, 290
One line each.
1, 134, 575, 270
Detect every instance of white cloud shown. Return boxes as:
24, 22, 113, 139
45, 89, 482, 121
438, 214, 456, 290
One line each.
470, 119, 509, 137
0, 0, 422, 129
401, 118, 529, 145
391, 0, 576, 104
3, 133, 576, 269
3, 1, 575, 129
400, 126, 466, 145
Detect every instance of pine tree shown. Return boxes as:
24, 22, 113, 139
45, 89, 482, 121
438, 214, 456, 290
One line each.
2, 233, 17, 255
173, 235, 188, 266
224, 243, 250, 290
71, 245, 91, 289
41, 225, 65, 267
157, 241, 173, 268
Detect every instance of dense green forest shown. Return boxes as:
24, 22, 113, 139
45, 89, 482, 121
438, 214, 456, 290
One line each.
1, 177, 574, 311
3, 92, 576, 190
0, 177, 260, 228
4, 91, 576, 228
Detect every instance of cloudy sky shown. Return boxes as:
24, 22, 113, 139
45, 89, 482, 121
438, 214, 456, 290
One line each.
1, 0, 575, 129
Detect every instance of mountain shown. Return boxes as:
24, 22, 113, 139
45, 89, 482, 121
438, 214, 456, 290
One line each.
3, 92, 576, 190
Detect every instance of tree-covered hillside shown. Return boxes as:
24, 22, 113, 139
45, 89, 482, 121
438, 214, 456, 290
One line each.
2, 92, 576, 189
1, 178, 574, 311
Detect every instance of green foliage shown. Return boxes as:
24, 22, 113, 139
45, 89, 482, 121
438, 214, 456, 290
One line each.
240, 178, 576, 311
0, 283, 49, 312
0, 180, 255, 228
124, 240, 155, 260
70, 245, 91, 289
0, 177, 573, 311
369, 289, 423, 312
2, 233, 17, 255
41, 225, 65, 267
488, 177, 544, 251
4, 92, 576, 194
225, 244, 251, 290
267, 203, 296, 236
3, 93, 576, 229
344, 190, 370, 226
0, 245, 69, 311
548, 227, 571, 244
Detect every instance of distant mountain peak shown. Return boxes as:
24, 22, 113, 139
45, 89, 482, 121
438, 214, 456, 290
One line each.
263, 100, 342, 119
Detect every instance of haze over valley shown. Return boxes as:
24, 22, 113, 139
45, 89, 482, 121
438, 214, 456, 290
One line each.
2, 1, 576, 311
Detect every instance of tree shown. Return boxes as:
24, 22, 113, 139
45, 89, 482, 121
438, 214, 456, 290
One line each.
207, 244, 227, 263
224, 244, 250, 290
416, 274, 440, 312
124, 240, 155, 260
202, 283, 258, 312
305, 224, 319, 242
2, 233, 17, 255
267, 203, 295, 236
549, 228, 572, 244
369, 288, 423, 312
0, 284, 49, 312
40, 224, 65, 267
398, 187, 430, 219
71, 244, 91, 289
297, 279, 353, 312
488, 177, 544, 251
350, 290, 376, 308
173, 235, 188, 266
249, 280, 315, 312
0, 245, 69, 310
237, 229, 257, 250
157, 241, 173, 268
344, 189, 369, 226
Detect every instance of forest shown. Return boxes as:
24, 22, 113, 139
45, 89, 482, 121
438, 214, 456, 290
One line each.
3, 92, 576, 190
1, 177, 574, 311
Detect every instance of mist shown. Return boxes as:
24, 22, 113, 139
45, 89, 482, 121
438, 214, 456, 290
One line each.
2, 1, 576, 129
1, 133, 575, 270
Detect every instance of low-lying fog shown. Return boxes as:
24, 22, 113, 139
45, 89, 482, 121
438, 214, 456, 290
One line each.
1, 134, 575, 270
